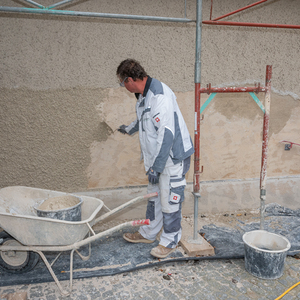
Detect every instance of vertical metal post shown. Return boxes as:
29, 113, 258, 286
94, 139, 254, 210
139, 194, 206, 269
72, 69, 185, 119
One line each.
193, 0, 203, 241
259, 65, 272, 230
193, 83, 201, 240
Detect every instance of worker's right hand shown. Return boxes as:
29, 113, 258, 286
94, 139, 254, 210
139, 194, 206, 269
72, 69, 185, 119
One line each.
147, 168, 160, 184
117, 125, 128, 134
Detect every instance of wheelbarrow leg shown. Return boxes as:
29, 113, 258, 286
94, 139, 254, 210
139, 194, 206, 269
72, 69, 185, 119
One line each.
75, 242, 92, 261
69, 249, 75, 293
36, 247, 89, 296
36, 250, 72, 296
28, 220, 150, 296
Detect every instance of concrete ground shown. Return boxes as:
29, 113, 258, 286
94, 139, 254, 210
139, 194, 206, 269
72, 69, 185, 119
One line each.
1, 209, 300, 300
1, 256, 300, 300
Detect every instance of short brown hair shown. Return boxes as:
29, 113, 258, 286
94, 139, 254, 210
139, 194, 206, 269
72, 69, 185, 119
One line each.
116, 59, 148, 81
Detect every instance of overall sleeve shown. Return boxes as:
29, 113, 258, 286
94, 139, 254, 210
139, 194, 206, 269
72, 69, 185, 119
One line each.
125, 119, 139, 135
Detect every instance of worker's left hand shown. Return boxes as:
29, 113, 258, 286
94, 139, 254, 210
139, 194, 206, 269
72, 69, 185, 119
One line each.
147, 168, 160, 184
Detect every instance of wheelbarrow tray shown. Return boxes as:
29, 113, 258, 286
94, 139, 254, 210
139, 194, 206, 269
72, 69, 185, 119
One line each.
0, 186, 104, 246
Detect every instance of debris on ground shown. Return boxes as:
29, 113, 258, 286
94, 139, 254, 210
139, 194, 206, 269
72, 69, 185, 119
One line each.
1, 292, 27, 300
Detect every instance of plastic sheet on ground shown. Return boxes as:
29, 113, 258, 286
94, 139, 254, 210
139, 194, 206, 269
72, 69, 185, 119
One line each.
1, 203, 299, 286
0, 227, 184, 286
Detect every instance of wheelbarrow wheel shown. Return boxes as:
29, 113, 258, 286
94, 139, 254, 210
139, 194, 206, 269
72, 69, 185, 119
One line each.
0, 238, 39, 273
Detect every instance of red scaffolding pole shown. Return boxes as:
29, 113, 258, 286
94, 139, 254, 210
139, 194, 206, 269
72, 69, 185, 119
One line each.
200, 84, 266, 94
206, 0, 300, 30
211, 0, 268, 21
203, 20, 300, 29
193, 0, 294, 242
259, 65, 272, 229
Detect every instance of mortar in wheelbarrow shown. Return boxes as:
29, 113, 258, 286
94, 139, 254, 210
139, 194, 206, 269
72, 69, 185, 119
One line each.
34, 195, 83, 221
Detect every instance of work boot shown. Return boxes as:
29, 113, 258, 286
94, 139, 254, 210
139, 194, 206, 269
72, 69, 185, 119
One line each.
123, 232, 155, 244
150, 245, 176, 258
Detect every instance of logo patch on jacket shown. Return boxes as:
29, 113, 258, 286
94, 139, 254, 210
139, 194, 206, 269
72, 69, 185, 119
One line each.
153, 113, 160, 123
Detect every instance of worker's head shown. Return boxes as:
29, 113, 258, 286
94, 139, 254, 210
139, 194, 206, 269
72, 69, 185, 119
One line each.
117, 59, 148, 94
117, 59, 148, 85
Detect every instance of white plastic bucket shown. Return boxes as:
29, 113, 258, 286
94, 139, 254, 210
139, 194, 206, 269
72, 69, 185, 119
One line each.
242, 230, 291, 279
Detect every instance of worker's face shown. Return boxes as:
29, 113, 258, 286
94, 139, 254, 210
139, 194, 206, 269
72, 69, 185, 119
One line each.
119, 77, 138, 93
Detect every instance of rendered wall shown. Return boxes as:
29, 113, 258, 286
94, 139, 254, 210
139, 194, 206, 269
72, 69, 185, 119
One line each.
1, 0, 299, 199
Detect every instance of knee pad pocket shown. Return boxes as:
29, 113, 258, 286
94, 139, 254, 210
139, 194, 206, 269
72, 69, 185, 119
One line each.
163, 210, 182, 233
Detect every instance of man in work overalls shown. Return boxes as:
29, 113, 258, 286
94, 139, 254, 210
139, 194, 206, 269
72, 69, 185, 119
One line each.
117, 59, 194, 258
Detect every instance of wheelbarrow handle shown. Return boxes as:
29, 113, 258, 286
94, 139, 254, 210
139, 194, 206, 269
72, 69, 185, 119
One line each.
144, 192, 158, 199
132, 219, 150, 226
94, 192, 158, 224
77, 219, 151, 247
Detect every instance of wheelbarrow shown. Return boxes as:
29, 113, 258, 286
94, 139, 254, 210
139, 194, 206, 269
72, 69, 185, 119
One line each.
0, 186, 157, 295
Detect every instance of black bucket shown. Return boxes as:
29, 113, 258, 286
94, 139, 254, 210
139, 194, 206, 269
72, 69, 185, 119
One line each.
35, 195, 82, 222
243, 230, 291, 279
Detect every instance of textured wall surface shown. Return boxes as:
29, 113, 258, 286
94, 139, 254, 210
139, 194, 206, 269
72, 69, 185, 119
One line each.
0, 0, 299, 194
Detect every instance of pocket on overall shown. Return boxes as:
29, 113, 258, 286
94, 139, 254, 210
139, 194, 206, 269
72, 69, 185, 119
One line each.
169, 185, 185, 204
168, 181, 185, 213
